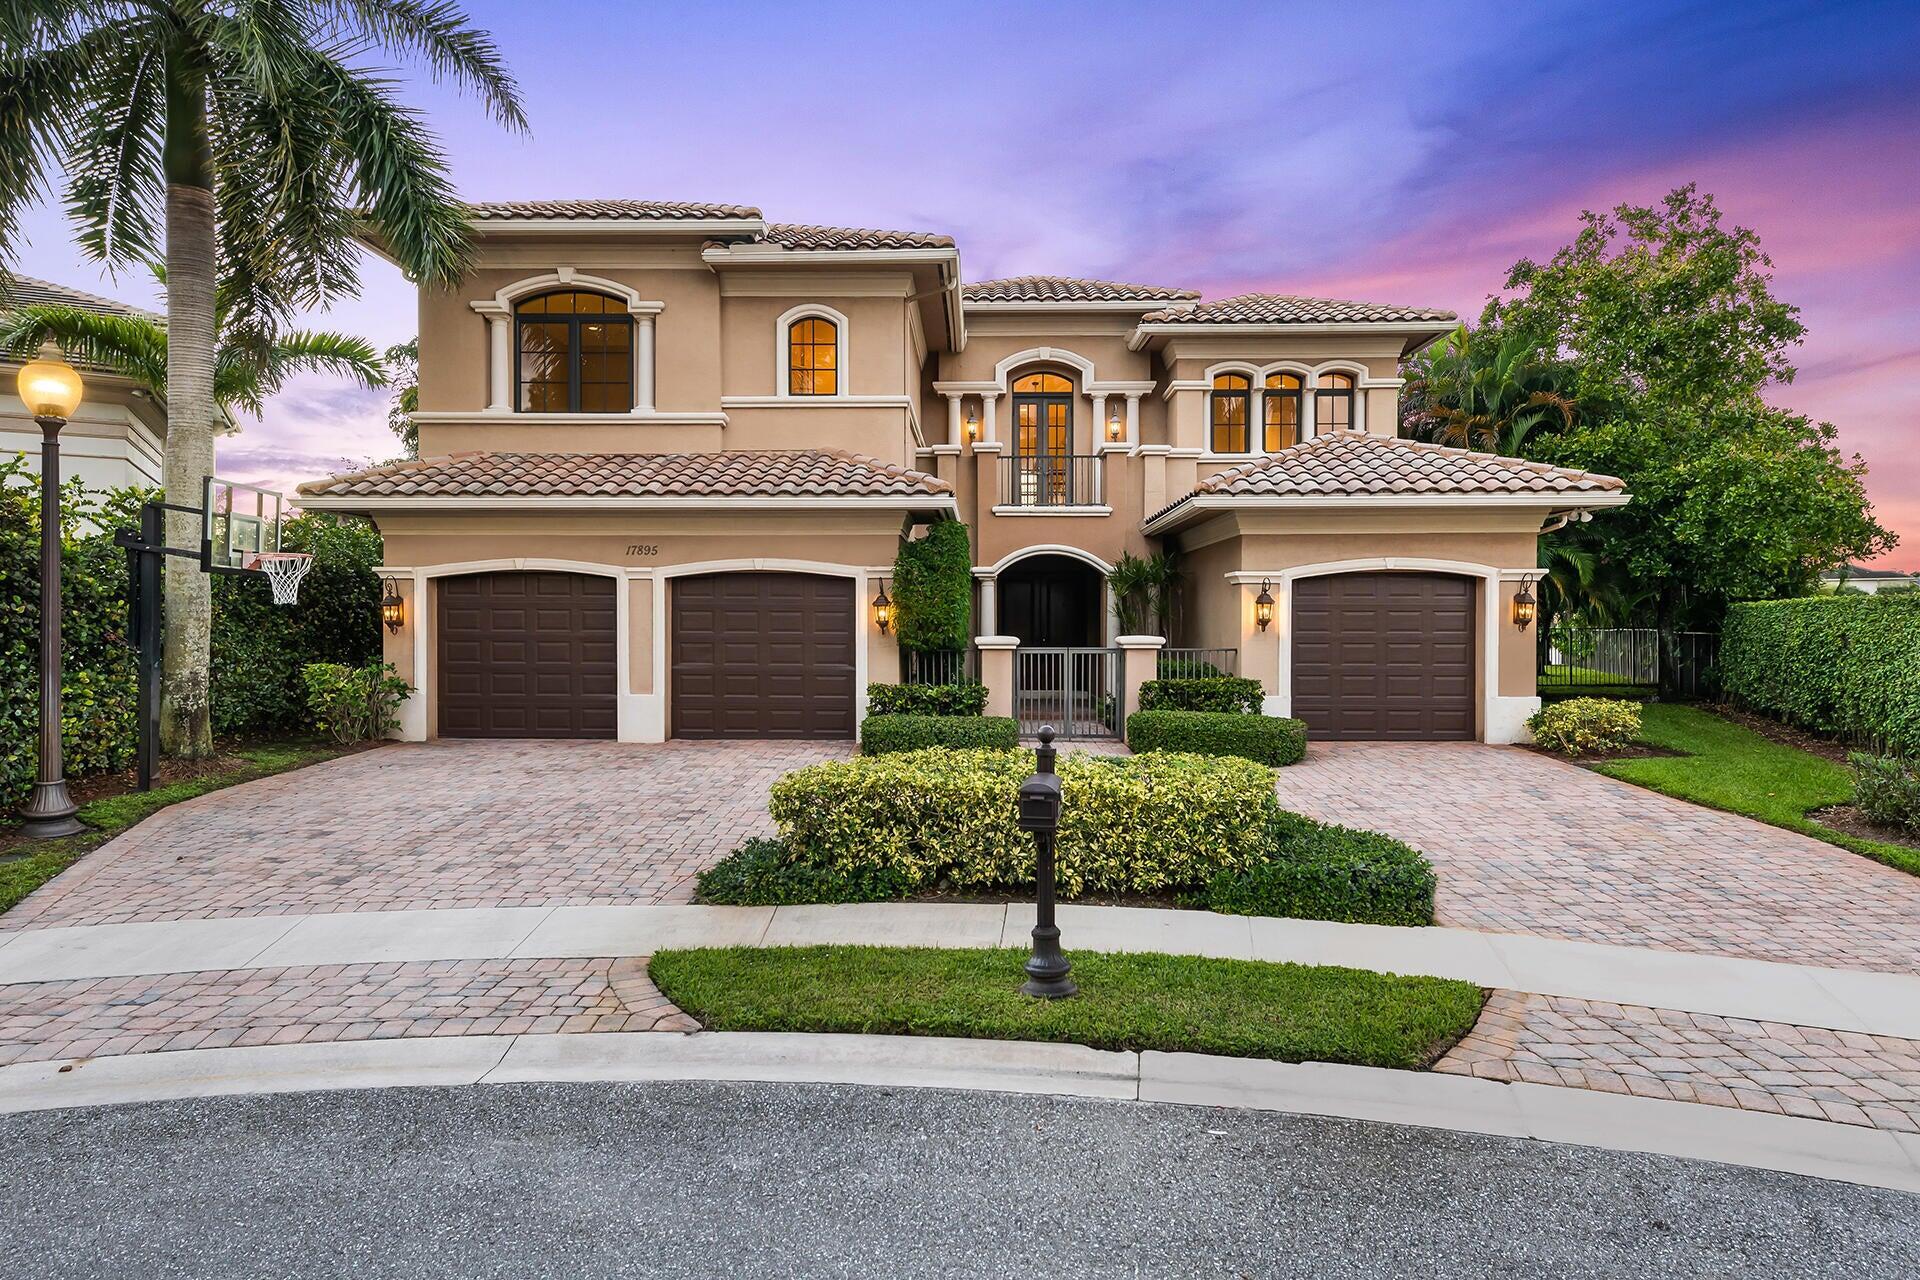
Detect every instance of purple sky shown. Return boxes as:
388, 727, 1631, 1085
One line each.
12, 0, 1920, 563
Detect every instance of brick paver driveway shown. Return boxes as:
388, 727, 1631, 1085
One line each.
2, 740, 848, 931
1274, 743, 1920, 975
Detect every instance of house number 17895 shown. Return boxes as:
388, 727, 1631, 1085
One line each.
625, 544, 660, 556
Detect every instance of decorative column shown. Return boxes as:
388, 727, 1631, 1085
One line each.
980, 391, 1000, 445
475, 305, 511, 412
631, 304, 661, 413
946, 393, 963, 445
975, 635, 1020, 720
1089, 392, 1108, 448
1124, 393, 1141, 445
1115, 635, 1167, 746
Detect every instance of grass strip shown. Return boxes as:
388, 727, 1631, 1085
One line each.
1594, 703, 1920, 877
650, 944, 1484, 1070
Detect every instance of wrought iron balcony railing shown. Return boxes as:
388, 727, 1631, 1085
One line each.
1000, 453, 1102, 508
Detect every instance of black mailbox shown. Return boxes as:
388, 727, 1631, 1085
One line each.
1017, 772, 1062, 833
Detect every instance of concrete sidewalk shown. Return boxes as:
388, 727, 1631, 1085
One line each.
3, 901, 1918, 1040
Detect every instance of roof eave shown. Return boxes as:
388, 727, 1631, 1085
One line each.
1126, 318, 1460, 351
297, 493, 958, 514
1140, 490, 1632, 536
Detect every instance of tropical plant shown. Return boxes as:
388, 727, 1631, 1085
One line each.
1401, 323, 1578, 454
1108, 550, 1181, 635
0, 0, 525, 758
385, 336, 420, 458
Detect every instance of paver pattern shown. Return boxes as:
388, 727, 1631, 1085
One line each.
1437, 991, 1920, 1134
2, 740, 848, 930
1273, 742, 1920, 974
0, 956, 694, 1066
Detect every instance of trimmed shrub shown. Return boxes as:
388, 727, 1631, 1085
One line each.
1157, 655, 1227, 680
1721, 594, 1920, 752
1127, 710, 1306, 766
1136, 676, 1265, 715
696, 837, 916, 905
1193, 812, 1436, 926
301, 662, 412, 744
892, 519, 972, 652
865, 680, 987, 717
1850, 753, 1920, 834
1527, 697, 1642, 756
770, 748, 1278, 895
860, 714, 1019, 755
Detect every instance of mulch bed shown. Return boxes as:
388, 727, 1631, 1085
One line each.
1703, 703, 1855, 763
1808, 803, 1920, 853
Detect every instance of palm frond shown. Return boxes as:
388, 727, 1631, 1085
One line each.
314, 0, 527, 128
62, 36, 167, 266
0, 303, 168, 390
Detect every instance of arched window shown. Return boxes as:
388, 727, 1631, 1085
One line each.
1263, 372, 1303, 451
787, 316, 838, 395
1315, 371, 1356, 434
1011, 371, 1074, 504
515, 291, 632, 412
1210, 373, 1252, 453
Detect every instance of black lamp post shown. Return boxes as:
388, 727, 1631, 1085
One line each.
1018, 726, 1075, 998
16, 343, 86, 839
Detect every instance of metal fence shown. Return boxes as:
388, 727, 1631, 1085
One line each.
1540, 627, 1718, 698
901, 649, 975, 685
1014, 647, 1119, 738
1158, 647, 1237, 679
1001, 453, 1101, 508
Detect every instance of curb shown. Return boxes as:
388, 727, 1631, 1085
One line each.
2, 1031, 1916, 1196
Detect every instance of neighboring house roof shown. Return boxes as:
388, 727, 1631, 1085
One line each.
1138, 293, 1456, 325
964, 276, 1200, 303
763, 223, 955, 251
465, 199, 763, 222
1822, 563, 1916, 581
298, 449, 952, 502
1, 274, 159, 322
1145, 434, 1625, 529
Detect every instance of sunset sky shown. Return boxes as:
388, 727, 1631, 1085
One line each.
10, 0, 1919, 563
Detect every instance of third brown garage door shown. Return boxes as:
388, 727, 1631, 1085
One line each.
1291, 572, 1475, 741
670, 573, 855, 739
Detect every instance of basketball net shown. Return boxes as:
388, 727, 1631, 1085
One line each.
246, 551, 314, 605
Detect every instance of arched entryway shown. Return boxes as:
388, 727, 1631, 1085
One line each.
997, 553, 1103, 647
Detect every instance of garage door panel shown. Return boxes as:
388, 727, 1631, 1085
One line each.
1292, 572, 1475, 741
672, 572, 855, 740
437, 571, 617, 739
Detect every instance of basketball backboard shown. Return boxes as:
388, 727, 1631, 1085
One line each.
203, 477, 284, 572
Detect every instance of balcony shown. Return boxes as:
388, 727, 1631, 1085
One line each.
996, 452, 1105, 512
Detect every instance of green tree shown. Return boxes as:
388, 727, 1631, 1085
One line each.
1400, 323, 1577, 454
384, 336, 420, 459
892, 521, 973, 652
0, 1, 524, 757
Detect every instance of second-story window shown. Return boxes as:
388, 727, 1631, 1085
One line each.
1263, 372, 1303, 451
1210, 373, 1252, 453
788, 317, 839, 395
1315, 371, 1356, 433
516, 290, 632, 412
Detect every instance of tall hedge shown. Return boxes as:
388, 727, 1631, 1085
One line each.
1720, 594, 1920, 752
1, 461, 383, 808
891, 519, 972, 652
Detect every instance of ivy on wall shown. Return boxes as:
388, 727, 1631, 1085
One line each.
891, 520, 972, 653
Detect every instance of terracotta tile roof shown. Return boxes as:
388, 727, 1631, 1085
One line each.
1139, 292, 1455, 325
1148, 434, 1624, 525
1, 274, 158, 320
963, 275, 1200, 303
298, 449, 952, 501
763, 223, 955, 251
466, 199, 762, 221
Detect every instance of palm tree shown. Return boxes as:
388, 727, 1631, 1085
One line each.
0, 292, 386, 417
1404, 324, 1579, 455
0, 1, 524, 756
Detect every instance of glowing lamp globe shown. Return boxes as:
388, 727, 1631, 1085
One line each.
17, 343, 83, 420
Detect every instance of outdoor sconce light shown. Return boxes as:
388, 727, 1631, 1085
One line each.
1512, 577, 1538, 632
18, 342, 84, 420
1106, 406, 1123, 441
872, 581, 893, 635
380, 577, 405, 633
965, 406, 980, 441
1254, 580, 1275, 631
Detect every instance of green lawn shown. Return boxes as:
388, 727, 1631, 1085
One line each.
650, 945, 1485, 1069
0, 741, 350, 916
1594, 703, 1920, 877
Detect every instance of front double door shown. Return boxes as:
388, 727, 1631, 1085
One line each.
1011, 373, 1074, 506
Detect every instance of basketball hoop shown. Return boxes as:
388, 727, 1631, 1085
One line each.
245, 551, 314, 605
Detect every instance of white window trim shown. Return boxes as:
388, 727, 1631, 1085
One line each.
1196, 359, 1368, 452
470, 268, 664, 415
775, 303, 851, 399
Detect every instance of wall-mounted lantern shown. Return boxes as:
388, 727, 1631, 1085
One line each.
964, 405, 980, 441
1106, 406, 1123, 441
872, 581, 893, 635
1512, 576, 1538, 632
381, 576, 406, 633
1254, 580, 1275, 631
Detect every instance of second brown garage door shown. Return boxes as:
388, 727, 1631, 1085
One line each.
1291, 572, 1475, 741
438, 572, 617, 738
671, 573, 855, 739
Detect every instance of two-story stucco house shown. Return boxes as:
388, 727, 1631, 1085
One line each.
298, 199, 1627, 745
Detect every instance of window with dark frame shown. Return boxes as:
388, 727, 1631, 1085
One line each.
1263, 372, 1303, 451
1315, 371, 1356, 433
1011, 371, 1074, 504
1210, 373, 1252, 453
514, 291, 632, 413
788, 316, 839, 395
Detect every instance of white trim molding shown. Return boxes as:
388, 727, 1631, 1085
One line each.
469, 270, 668, 417
302, 494, 959, 515
973, 544, 1117, 578
773, 303, 851, 399
990, 505, 1113, 517
1228, 558, 1536, 745
1143, 491, 1631, 535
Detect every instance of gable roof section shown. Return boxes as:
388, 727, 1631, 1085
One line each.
1, 275, 158, 321
1139, 293, 1455, 325
1144, 434, 1626, 530
964, 275, 1200, 304
298, 449, 953, 508
466, 198, 762, 222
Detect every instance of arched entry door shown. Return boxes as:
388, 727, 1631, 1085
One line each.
998, 553, 1101, 647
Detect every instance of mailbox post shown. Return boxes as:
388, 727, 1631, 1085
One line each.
1017, 726, 1075, 999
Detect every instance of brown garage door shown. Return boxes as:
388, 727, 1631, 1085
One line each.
438, 572, 616, 739
1292, 572, 1475, 741
671, 573, 855, 739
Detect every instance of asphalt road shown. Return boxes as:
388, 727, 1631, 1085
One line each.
3, 1080, 1916, 1278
